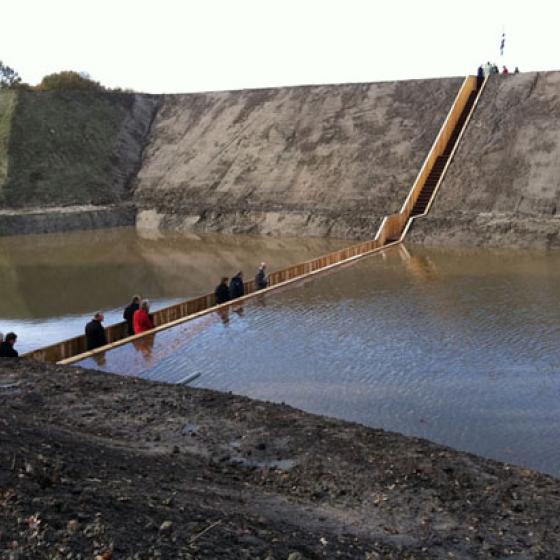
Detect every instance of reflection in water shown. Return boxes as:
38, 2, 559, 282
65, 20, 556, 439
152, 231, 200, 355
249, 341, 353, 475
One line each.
132, 334, 156, 365
78, 245, 560, 477
0, 228, 347, 351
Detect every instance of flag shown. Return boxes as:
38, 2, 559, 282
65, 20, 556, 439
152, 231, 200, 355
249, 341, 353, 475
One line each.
500, 33, 506, 56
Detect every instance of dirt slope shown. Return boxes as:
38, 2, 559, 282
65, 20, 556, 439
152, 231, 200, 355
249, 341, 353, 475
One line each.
409, 72, 560, 248
133, 79, 463, 239
2, 361, 560, 559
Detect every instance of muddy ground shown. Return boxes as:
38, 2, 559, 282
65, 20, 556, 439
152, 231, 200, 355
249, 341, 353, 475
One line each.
1, 360, 560, 559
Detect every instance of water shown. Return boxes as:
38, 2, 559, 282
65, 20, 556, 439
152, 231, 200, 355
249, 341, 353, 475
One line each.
0, 228, 348, 352
77, 244, 560, 477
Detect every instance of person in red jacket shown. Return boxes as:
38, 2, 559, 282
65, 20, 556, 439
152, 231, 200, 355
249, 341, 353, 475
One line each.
133, 300, 155, 334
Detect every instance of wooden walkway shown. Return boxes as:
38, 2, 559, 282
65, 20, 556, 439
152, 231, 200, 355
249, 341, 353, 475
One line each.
23, 75, 487, 366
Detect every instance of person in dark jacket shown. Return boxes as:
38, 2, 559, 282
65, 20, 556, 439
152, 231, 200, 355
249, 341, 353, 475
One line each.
123, 295, 141, 336
215, 277, 230, 304
477, 64, 484, 89
0, 332, 18, 358
85, 312, 107, 351
229, 272, 244, 299
255, 262, 268, 290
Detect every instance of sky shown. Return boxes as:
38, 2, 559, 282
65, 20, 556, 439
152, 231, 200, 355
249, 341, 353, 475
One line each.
2, 0, 559, 94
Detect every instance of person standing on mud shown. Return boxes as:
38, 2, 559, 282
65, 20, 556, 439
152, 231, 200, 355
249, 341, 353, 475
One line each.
229, 272, 245, 299
133, 300, 155, 334
0, 332, 18, 358
123, 295, 141, 336
215, 277, 231, 304
255, 262, 268, 290
85, 313, 107, 351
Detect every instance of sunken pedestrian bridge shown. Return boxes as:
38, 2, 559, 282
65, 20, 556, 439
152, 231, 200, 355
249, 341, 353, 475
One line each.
23, 75, 486, 367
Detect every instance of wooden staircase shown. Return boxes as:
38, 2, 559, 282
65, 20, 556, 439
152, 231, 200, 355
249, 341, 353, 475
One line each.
410, 89, 478, 217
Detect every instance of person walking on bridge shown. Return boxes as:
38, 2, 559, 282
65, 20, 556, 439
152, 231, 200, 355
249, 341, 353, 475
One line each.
255, 262, 268, 290
123, 295, 141, 336
229, 272, 245, 299
0, 332, 18, 358
85, 313, 107, 351
215, 277, 231, 304
133, 299, 155, 334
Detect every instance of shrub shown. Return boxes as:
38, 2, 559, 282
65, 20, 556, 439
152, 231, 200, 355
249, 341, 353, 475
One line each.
36, 71, 105, 92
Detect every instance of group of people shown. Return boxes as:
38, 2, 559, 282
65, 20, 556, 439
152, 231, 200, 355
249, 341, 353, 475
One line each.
85, 297, 155, 351
84, 263, 269, 352
0, 331, 18, 358
214, 262, 268, 304
477, 62, 520, 81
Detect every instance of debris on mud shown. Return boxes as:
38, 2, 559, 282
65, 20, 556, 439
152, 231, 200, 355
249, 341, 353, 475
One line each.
1, 360, 559, 559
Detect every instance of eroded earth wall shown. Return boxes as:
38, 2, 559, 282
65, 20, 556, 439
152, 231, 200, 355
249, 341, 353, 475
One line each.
409, 71, 560, 248
133, 78, 463, 239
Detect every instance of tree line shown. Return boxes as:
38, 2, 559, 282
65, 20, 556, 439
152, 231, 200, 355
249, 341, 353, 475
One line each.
0, 60, 130, 92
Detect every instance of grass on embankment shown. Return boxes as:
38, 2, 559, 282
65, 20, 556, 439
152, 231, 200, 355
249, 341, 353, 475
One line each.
0, 90, 17, 188
0, 91, 134, 208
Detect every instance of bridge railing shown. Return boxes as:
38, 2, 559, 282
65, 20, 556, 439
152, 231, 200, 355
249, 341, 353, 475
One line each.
23, 76, 481, 365
23, 237, 385, 363
375, 75, 478, 243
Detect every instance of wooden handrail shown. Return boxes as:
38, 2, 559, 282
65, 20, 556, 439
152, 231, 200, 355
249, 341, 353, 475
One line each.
23, 75, 482, 365
24, 237, 390, 363
374, 75, 478, 244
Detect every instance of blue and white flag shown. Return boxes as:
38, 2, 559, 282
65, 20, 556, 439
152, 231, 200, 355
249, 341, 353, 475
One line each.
500, 33, 506, 56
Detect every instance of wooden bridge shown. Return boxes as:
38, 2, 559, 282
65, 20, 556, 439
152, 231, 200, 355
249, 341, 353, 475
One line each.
23, 75, 487, 366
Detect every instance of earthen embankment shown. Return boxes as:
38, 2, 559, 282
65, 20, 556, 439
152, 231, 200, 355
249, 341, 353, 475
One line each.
133, 79, 463, 239
409, 72, 560, 248
0, 91, 158, 235
1, 361, 560, 558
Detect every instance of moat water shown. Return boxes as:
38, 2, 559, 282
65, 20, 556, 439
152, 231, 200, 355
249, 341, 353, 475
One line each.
2, 228, 560, 477
0, 228, 347, 351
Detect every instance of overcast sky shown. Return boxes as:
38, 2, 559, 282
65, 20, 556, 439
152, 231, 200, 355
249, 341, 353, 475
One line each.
2, 0, 558, 93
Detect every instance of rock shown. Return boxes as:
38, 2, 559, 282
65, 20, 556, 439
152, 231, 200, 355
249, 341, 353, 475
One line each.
66, 519, 79, 533
159, 520, 173, 534
287, 553, 306, 560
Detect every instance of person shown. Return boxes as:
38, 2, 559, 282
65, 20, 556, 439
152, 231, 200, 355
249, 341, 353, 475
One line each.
229, 272, 245, 299
215, 277, 230, 304
514, 66, 520, 74
492, 64, 499, 74
483, 61, 493, 78
85, 313, 107, 351
123, 295, 141, 336
477, 65, 484, 88
255, 262, 268, 290
0, 331, 3, 344
0, 332, 18, 358
133, 299, 155, 334
502, 65, 509, 75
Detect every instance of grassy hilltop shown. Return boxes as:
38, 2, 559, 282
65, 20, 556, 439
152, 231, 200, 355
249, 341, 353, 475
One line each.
0, 90, 158, 209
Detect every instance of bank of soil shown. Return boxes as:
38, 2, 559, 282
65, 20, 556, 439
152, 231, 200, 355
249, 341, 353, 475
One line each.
0, 91, 158, 236
1, 73, 560, 245
1, 361, 559, 559
409, 72, 560, 249
133, 79, 462, 240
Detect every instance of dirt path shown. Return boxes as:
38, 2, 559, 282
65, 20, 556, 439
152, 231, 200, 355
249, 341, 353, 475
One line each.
1, 361, 559, 559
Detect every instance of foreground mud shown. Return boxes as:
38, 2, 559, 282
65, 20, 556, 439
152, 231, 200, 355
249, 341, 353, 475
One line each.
1, 361, 559, 559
